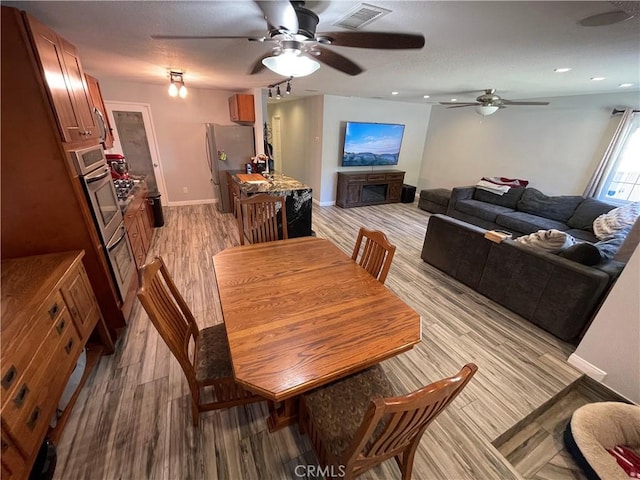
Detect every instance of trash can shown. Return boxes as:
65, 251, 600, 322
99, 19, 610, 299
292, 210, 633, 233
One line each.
401, 184, 416, 203
149, 193, 164, 227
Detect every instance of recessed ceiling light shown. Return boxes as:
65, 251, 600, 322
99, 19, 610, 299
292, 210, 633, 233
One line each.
554, 68, 571, 73
591, 77, 606, 81
450, 98, 457, 102
619, 83, 634, 88
391, 91, 399, 95
423, 95, 430, 99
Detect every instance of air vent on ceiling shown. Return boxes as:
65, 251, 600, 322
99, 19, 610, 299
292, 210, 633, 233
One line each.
333, 3, 391, 30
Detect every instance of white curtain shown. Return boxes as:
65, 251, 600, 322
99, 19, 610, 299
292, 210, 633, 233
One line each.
584, 108, 635, 198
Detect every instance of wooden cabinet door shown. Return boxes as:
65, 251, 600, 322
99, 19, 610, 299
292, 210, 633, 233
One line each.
25, 14, 98, 143
59, 37, 99, 142
85, 74, 114, 148
60, 264, 100, 340
347, 184, 361, 205
26, 15, 81, 143
228, 94, 255, 123
388, 181, 402, 202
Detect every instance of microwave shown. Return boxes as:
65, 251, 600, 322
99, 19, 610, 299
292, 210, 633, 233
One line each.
69, 144, 107, 175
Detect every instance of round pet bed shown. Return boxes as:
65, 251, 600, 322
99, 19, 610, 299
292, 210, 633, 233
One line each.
564, 402, 640, 480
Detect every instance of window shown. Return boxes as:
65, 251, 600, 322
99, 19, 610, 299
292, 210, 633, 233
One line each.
597, 111, 640, 204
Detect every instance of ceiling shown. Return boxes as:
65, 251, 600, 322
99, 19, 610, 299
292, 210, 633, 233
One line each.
5, 1, 640, 105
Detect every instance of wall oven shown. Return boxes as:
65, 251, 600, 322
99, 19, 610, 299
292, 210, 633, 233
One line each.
70, 145, 135, 302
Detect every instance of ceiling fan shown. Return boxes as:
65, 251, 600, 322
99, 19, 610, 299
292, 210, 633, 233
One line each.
152, 1, 425, 77
439, 89, 550, 116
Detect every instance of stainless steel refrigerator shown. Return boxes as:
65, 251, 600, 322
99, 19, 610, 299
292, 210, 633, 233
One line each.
205, 124, 255, 213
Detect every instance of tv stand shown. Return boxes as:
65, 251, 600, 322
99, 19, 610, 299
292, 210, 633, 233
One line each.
336, 170, 405, 208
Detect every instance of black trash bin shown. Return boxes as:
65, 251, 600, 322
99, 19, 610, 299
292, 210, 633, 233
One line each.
149, 193, 164, 227
401, 184, 416, 203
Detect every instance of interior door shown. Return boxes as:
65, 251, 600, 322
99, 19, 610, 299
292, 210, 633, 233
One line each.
105, 102, 167, 197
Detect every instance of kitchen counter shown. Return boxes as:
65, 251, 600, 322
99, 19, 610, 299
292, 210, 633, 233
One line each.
230, 171, 313, 238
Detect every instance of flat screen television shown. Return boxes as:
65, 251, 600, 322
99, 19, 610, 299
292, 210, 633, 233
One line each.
342, 121, 405, 167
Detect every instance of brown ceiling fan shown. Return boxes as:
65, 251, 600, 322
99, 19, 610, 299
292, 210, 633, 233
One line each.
439, 89, 550, 115
152, 1, 425, 76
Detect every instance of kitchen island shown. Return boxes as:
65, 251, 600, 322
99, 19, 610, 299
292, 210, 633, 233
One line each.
228, 171, 313, 238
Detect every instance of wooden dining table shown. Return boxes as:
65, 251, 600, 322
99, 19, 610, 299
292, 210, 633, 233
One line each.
212, 236, 421, 430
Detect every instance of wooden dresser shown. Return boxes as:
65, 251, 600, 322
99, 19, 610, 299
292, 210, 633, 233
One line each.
1, 251, 105, 479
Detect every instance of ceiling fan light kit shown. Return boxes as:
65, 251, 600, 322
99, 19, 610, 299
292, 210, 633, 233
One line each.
262, 42, 320, 77
475, 105, 499, 116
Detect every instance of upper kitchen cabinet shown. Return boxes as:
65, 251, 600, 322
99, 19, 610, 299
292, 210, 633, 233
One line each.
85, 74, 114, 149
24, 13, 99, 144
229, 94, 255, 124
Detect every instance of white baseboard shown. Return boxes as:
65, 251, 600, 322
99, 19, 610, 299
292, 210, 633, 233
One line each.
165, 199, 217, 207
313, 199, 335, 207
568, 354, 607, 382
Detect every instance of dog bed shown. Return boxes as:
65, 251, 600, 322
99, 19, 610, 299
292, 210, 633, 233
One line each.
564, 402, 640, 480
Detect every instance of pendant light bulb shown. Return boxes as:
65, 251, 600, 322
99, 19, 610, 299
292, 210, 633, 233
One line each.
179, 83, 187, 98
286, 81, 291, 95
168, 80, 178, 97
276, 85, 281, 99
268, 88, 273, 98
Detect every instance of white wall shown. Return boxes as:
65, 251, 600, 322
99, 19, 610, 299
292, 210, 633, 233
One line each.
570, 246, 640, 403
98, 78, 244, 205
419, 92, 639, 195
321, 96, 431, 205
267, 96, 324, 196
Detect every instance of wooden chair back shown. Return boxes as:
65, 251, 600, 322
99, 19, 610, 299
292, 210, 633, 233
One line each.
351, 227, 396, 284
237, 194, 288, 245
137, 256, 200, 397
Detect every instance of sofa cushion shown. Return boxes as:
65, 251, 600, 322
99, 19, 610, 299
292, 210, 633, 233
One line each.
567, 198, 615, 231
456, 199, 514, 222
496, 211, 569, 234
473, 186, 525, 209
517, 188, 583, 222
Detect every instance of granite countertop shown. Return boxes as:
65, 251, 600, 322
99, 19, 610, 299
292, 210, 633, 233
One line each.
231, 171, 311, 194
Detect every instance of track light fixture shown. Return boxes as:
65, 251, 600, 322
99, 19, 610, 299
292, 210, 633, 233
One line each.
266, 77, 293, 101
168, 71, 187, 98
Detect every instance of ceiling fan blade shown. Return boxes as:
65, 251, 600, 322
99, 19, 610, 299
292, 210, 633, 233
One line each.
316, 32, 425, 49
439, 102, 478, 107
256, 0, 299, 33
501, 100, 550, 106
312, 46, 363, 76
151, 34, 269, 41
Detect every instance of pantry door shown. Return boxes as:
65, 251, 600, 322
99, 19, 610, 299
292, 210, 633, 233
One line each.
105, 101, 167, 197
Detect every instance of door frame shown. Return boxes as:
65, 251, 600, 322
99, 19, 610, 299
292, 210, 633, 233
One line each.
104, 101, 168, 199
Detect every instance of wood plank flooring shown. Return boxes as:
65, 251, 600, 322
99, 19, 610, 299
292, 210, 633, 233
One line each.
53, 202, 588, 479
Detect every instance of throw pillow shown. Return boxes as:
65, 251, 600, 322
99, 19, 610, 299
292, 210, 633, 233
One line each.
592, 201, 640, 240
514, 229, 577, 252
517, 188, 584, 222
558, 243, 602, 266
566, 198, 616, 231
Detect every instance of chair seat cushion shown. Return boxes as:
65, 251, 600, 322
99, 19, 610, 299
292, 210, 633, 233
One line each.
302, 365, 396, 458
195, 324, 234, 382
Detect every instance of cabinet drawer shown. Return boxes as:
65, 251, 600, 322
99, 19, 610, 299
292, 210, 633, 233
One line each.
1, 291, 66, 409
386, 172, 405, 180
2, 312, 81, 458
1, 429, 26, 480
125, 213, 141, 245
367, 174, 387, 181
345, 174, 367, 182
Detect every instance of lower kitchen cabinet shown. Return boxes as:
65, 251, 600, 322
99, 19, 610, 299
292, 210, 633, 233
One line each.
1, 251, 106, 479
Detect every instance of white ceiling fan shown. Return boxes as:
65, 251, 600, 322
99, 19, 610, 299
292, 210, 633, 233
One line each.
440, 89, 550, 116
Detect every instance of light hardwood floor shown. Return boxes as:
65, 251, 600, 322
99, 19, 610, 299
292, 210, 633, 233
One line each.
53, 202, 588, 480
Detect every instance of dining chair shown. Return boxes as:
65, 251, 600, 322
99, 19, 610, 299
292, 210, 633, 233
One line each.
299, 363, 478, 480
236, 193, 288, 245
137, 256, 263, 426
351, 227, 397, 284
